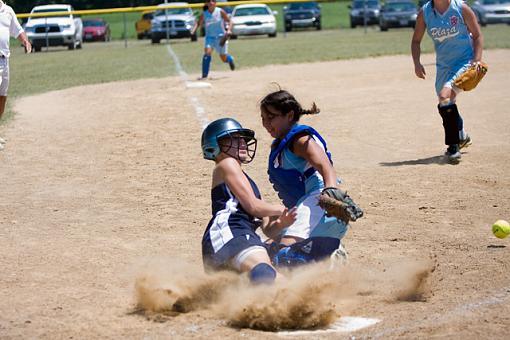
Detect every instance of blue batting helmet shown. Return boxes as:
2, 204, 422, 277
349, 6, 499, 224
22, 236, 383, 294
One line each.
201, 118, 257, 163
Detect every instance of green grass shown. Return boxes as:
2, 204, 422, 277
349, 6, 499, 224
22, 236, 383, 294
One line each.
9, 41, 172, 96
3, 23, 510, 122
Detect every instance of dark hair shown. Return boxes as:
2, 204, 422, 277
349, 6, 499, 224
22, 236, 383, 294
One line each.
260, 90, 320, 122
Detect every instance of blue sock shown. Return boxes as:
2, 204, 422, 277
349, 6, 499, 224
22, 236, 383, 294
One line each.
202, 54, 211, 78
226, 54, 234, 64
248, 263, 276, 285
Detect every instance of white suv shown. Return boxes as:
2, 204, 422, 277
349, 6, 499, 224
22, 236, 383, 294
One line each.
24, 4, 83, 52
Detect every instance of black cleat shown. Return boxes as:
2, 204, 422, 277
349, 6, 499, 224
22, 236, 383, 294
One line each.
228, 58, 235, 71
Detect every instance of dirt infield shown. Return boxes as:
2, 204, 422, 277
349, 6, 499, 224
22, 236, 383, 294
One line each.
1, 50, 509, 339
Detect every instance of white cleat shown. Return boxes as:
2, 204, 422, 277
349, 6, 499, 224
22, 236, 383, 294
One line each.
445, 145, 461, 164
329, 242, 349, 270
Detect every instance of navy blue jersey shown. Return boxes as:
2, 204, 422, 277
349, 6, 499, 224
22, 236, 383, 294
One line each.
202, 173, 266, 270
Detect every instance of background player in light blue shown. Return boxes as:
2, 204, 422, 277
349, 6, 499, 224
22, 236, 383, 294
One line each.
191, 0, 235, 80
411, 0, 483, 163
201, 118, 296, 284
259, 89, 363, 267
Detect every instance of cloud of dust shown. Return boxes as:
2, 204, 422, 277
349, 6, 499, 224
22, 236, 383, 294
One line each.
217, 262, 358, 331
133, 258, 434, 330
388, 260, 433, 302
134, 258, 238, 315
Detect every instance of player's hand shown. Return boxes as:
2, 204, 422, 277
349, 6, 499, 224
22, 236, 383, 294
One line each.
414, 63, 426, 79
275, 207, 297, 229
24, 41, 32, 54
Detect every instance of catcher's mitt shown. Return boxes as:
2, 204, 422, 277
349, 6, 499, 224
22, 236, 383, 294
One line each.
454, 61, 488, 91
318, 187, 364, 223
219, 32, 231, 47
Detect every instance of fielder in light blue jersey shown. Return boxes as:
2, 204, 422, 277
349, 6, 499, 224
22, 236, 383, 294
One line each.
411, 0, 483, 163
259, 90, 364, 268
191, 0, 235, 79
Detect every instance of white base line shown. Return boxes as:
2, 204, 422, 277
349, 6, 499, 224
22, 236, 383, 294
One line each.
166, 44, 210, 129
277, 317, 381, 336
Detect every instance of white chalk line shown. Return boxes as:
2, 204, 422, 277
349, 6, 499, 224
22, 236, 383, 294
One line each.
166, 44, 210, 129
370, 286, 510, 338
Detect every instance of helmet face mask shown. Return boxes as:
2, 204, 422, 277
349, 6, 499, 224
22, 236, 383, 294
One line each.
201, 118, 257, 163
218, 131, 257, 164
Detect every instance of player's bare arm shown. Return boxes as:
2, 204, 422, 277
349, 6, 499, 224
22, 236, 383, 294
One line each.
217, 157, 285, 217
462, 4, 483, 62
17, 32, 31, 54
292, 134, 337, 188
411, 10, 426, 79
191, 14, 204, 35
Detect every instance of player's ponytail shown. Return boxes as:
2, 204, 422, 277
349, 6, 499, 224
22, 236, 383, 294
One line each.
300, 102, 320, 116
260, 89, 320, 122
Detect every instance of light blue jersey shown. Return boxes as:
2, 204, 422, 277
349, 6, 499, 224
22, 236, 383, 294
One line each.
203, 7, 227, 54
423, 0, 474, 93
204, 7, 225, 38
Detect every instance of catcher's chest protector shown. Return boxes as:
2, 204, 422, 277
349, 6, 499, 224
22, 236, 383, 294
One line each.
268, 124, 331, 207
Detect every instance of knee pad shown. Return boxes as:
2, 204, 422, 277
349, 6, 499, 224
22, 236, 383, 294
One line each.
248, 263, 276, 285
438, 103, 460, 145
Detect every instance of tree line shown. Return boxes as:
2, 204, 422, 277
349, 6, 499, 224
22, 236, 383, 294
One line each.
8, 0, 205, 14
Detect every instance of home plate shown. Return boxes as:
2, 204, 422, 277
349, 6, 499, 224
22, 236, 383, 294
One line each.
186, 81, 211, 89
277, 316, 381, 336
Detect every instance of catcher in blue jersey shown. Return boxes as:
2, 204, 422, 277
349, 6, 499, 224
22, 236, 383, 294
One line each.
259, 89, 363, 268
191, 0, 235, 79
411, 0, 484, 163
201, 118, 296, 284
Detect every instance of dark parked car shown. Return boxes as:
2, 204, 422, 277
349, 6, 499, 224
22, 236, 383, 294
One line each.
471, 0, 510, 26
283, 2, 321, 31
379, 1, 418, 31
349, 0, 382, 28
83, 19, 111, 42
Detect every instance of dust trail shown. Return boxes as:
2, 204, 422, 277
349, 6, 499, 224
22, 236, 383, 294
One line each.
134, 259, 238, 315
385, 260, 434, 302
133, 258, 434, 330
218, 262, 356, 331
